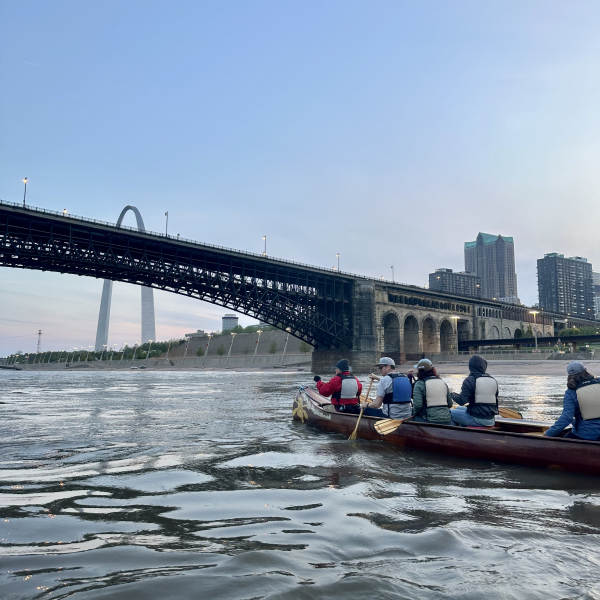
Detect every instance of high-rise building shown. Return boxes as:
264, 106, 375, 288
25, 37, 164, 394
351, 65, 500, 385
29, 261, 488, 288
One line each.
464, 233, 518, 301
429, 268, 481, 298
222, 314, 239, 331
594, 272, 600, 319
537, 253, 595, 319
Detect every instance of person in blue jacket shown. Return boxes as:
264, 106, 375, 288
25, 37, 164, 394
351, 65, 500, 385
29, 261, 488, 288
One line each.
544, 361, 600, 440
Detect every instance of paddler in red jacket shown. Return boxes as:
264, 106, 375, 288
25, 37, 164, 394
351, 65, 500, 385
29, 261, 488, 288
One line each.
313, 359, 363, 414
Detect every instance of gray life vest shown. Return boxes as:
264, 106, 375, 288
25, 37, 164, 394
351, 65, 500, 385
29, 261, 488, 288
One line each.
576, 380, 600, 421
332, 373, 359, 404
474, 376, 498, 405
424, 378, 449, 408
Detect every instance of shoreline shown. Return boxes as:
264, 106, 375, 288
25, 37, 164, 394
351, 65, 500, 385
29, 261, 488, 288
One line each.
4, 359, 600, 376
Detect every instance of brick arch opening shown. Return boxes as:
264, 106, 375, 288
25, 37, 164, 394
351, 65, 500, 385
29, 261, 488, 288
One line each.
422, 317, 437, 354
503, 327, 511, 338
490, 325, 500, 339
382, 312, 401, 364
440, 320, 454, 352
404, 315, 420, 360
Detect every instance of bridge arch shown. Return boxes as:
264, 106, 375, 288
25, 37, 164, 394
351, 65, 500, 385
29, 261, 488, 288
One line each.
422, 317, 438, 354
503, 326, 512, 338
94, 206, 156, 350
440, 320, 454, 352
514, 328, 523, 339
382, 311, 400, 362
490, 325, 500, 340
403, 315, 420, 359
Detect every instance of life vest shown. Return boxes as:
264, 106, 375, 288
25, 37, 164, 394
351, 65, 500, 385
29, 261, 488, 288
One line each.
331, 373, 359, 405
467, 374, 499, 418
423, 377, 449, 408
383, 372, 412, 404
474, 376, 498, 405
575, 379, 600, 421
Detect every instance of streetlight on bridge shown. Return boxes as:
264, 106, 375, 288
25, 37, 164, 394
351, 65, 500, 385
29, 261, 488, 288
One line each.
262, 236, 267, 256
22, 178, 27, 206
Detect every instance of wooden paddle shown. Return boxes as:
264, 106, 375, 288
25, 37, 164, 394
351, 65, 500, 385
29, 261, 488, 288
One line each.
451, 404, 522, 420
374, 417, 413, 435
349, 377, 375, 440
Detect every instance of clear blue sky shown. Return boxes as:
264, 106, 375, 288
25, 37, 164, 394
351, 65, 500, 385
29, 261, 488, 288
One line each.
1, 1, 599, 354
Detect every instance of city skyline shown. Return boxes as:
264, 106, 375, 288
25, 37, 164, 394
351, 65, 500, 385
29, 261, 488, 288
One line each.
2, 1, 600, 355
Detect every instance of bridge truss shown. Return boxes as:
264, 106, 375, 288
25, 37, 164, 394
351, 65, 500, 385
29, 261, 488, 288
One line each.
0, 202, 353, 348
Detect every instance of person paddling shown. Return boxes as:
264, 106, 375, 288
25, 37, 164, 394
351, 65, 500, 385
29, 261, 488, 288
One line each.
313, 359, 363, 415
359, 357, 412, 419
411, 358, 453, 424
450, 355, 498, 427
544, 361, 600, 440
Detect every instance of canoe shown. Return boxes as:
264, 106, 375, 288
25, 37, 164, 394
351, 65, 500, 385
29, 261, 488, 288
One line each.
293, 386, 600, 476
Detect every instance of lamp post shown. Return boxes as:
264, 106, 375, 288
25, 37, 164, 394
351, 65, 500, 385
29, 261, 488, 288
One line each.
391, 266, 394, 282
22, 177, 27, 206
120, 344, 127, 366
281, 331, 290, 365
202, 334, 212, 366
529, 311, 539, 352
146, 340, 153, 365
252, 330, 262, 365
182, 336, 191, 366
337, 253, 340, 271
262, 236, 267, 256
109, 343, 117, 362
99, 344, 107, 362
165, 212, 169, 235
226, 332, 236, 366
132, 342, 140, 365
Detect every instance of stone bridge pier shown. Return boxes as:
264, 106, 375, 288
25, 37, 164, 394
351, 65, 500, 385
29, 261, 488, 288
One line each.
311, 281, 561, 374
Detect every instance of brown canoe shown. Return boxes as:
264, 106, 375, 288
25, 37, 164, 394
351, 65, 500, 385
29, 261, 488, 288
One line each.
293, 386, 600, 476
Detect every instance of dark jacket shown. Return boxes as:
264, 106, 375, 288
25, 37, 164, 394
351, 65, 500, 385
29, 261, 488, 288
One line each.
454, 355, 499, 420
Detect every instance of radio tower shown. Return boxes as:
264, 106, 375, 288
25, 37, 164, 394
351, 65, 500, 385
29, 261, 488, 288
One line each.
37, 330, 42, 354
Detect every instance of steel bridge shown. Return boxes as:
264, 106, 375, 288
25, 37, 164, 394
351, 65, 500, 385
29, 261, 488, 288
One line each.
0, 201, 353, 349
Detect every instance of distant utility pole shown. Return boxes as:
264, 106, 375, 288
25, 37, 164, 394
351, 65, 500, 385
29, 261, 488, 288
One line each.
37, 329, 42, 354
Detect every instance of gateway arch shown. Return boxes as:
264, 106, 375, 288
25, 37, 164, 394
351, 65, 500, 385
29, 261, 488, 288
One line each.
94, 205, 156, 351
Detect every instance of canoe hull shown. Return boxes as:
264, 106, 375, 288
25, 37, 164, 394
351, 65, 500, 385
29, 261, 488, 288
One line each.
293, 386, 600, 476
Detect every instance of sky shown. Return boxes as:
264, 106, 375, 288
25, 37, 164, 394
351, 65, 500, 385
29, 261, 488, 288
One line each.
1, 0, 599, 355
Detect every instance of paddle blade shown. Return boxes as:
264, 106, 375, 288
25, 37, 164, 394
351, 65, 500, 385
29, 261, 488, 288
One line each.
374, 419, 404, 435
348, 408, 364, 440
498, 407, 523, 420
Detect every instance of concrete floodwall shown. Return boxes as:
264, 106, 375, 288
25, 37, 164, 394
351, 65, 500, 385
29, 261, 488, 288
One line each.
12, 353, 311, 370
166, 329, 312, 361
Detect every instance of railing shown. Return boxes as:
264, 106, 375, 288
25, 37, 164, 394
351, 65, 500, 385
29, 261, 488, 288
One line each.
0, 198, 420, 288
2, 198, 596, 324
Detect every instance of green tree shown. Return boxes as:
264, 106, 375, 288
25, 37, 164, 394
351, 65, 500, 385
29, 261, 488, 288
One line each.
524, 326, 533, 338
299, 341, 312, 354
269, 341, 278, 354
196, 347, 205, 357
216, 345, 227, 356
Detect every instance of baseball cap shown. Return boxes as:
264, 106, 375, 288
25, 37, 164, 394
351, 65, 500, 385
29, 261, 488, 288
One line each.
567, 361, 586, 376
414, 358, 433, 371
374, 357, 396, 368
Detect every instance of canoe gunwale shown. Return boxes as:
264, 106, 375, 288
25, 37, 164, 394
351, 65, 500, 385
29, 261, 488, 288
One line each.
294, 385, 600, 475
299, 385, 600, 445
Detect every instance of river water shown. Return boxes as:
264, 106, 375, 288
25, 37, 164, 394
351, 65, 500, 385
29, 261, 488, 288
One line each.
1, 370, 600, 599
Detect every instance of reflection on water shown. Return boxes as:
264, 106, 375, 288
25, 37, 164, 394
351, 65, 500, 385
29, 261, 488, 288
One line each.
1, 370, 600, 599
